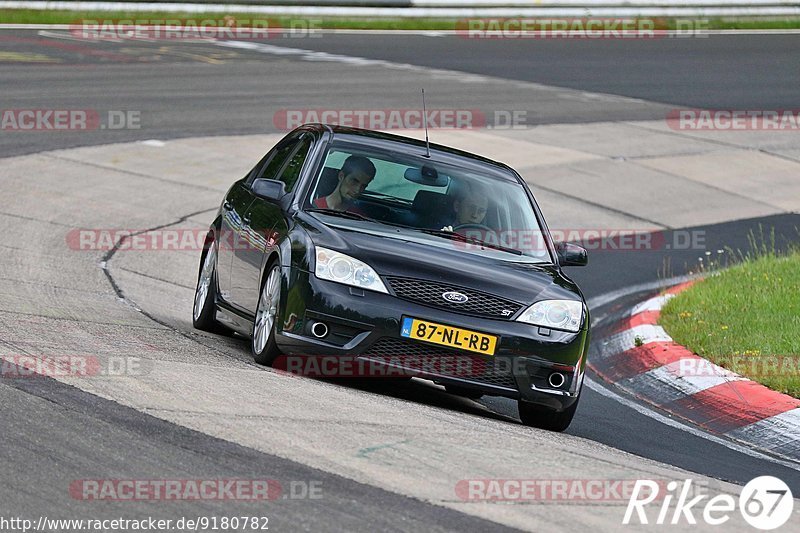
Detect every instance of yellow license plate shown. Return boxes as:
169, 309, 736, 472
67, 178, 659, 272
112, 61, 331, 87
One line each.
400, 317, 498, 356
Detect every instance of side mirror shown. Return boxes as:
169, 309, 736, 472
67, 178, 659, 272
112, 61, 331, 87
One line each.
557, 242, 588, 267
252, 178, 285, 202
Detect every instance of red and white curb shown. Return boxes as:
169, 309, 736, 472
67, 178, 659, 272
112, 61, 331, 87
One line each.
591, 281, 800, 462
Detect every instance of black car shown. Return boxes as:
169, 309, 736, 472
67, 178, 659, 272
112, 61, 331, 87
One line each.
193, 124, 589, 431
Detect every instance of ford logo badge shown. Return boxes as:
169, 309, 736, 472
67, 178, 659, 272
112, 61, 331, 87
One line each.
442, 291, 469, 304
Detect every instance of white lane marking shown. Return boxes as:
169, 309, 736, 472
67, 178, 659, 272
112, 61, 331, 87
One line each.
628, 323, 673, 344
37, 29, 111, 42
586, 274, 697, 313
661, 357, 746, 383
213, 39, 662, 106
630, 362, 747, 398
215, 39, 493, 83
630, 293, 674, 315
597, 324, 672, 355
616, 371, 691, 405
139, 139, 166, 147
585, 377, 800, 470
727, 408, 800, 457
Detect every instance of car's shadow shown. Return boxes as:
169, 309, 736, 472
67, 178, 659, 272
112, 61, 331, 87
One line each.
226, 333, 522, 426
326, 377, 522, 425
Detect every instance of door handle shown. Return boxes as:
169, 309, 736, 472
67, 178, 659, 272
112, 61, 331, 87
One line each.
243, 214, 251, 225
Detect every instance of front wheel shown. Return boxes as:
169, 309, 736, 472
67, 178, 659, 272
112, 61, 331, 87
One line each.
518, 394, 580, 432
252, 263, 282, 366
193, 242, 229, 334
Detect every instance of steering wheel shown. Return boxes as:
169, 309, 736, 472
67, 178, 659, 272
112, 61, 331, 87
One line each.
453, 223, 500, 245
454, 223, 496, 234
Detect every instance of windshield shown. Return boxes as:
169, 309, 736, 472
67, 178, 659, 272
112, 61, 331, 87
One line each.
304, 140, 552, 263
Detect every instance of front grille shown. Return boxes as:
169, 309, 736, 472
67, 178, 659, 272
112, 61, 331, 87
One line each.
359, 337, 518, 390
385, 276, 523, 320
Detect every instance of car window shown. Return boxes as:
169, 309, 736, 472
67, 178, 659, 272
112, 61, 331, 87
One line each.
249, 137, 301, 185
304, 141, 552, 263
276, 135, 313, 192
312, 150, 450, 202
368, 157, 447, 200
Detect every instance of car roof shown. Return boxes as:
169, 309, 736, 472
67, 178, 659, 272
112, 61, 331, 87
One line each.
299, 123, 520, 182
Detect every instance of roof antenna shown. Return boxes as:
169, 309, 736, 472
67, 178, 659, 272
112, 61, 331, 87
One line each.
421, 88, 430, 158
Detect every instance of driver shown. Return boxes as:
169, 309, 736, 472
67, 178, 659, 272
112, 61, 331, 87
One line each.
314, 155, 376, 211
442, 182, 489, 231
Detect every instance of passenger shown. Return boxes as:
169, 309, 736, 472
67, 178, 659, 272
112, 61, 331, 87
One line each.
314, 155, 376, 211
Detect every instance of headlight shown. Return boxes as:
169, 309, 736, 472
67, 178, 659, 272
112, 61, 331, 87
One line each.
315, 247, 388, 294
516, 300, 583, 332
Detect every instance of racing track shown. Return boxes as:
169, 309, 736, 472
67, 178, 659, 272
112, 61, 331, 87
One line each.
1, 30, 799, 530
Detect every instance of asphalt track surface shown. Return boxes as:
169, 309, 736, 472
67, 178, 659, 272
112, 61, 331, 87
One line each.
1, 30, 800, 530
264, 33, 800, 110
2, 31, 799, 157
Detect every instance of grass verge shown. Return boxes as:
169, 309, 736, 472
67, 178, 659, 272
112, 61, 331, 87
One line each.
2, 10, 800, 30
660, 251, 800, 398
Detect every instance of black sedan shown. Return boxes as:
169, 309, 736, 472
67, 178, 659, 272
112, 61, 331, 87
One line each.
192, 124, 589, 431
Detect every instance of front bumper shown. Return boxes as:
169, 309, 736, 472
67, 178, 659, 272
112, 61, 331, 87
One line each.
276, 269, 588, 410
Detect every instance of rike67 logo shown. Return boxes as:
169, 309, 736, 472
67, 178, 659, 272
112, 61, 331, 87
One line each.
624, 476, 793, 530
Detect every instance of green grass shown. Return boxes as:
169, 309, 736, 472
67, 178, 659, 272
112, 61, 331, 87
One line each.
3, 10, 800, 30
660, 252, 800, 398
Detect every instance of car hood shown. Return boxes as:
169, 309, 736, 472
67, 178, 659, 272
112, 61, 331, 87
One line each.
300, 214, 583, 305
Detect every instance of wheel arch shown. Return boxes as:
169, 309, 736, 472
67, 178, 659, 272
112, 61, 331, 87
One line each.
197, 221, 220, 279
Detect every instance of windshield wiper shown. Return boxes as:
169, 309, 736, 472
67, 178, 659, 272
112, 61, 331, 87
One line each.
417, 228, 523, 256
306, 208, 376, 222
308, 210, 523, 256
373, 220, 523, 256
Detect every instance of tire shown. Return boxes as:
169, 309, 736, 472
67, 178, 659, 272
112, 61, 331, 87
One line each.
445, 384, 483, 400
252, 263, 282, 366
518, 394, 580, 432
192, 240, 229, 334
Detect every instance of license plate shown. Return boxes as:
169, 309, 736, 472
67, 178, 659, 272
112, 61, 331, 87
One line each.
400, 317, 498, 356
